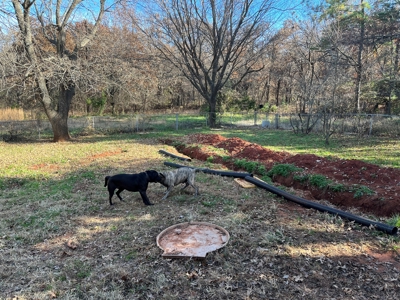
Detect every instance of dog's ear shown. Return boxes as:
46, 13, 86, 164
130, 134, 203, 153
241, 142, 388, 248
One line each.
159, 172, 165, 178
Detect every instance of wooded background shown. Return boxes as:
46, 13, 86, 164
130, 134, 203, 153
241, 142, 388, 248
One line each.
1, 0, 399, 141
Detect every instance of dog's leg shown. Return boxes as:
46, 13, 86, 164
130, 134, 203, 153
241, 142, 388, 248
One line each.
180, 182, 189, 191
191, 184, 199, 196
186, 181, 199, 195
116, 189, 125, 202
187, 176, 199, 196
186, 172, 198, 195
161, 187, 173, 200
109, 194, 114, 205
108, 187, 115, 205
139, 191, 153, 205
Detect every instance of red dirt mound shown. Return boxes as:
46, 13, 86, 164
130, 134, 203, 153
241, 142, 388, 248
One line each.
178, 133, 400, 218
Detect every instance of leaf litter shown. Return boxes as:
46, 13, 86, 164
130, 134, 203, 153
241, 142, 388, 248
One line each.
0, 135, 399, 299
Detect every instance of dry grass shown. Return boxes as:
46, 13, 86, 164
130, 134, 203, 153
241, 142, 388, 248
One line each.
0, 108, 25, 121
0, 134, 399, 299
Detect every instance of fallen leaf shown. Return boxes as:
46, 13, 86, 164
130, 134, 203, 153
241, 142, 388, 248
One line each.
66, 239, 78, 250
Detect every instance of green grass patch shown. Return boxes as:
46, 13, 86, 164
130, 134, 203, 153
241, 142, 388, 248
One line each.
201, 199, 218, 207
216, 129, 400, 169
62, 127, 400, 169
15, 208, 63, 230
72, 260, 92, 279
387, 215, 400, 228
125, 250, 138, 261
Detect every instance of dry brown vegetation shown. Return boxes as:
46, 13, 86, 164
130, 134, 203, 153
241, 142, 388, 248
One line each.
0, 108, 25, 121
0, 135, 399, 299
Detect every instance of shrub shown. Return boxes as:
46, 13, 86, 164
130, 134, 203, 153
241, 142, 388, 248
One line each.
387, 215, 400, 227
256, 164, 267, 176
234, 159, 256, 173
329, 183, 346, 192
350, 185, 375, 199
293, 174, 309, 183
308, 174, 331, 188
267, 164, 303, 177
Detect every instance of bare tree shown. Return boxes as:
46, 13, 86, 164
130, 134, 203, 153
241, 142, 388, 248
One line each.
287, 20, 325, 133
318, 21, 353, 144
286, 19, 346, 135
4, 0, 109, 141
141, 0, 286, 127
85, 6, 183, 114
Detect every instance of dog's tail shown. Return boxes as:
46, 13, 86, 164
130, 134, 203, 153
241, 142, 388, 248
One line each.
104, 176, 110, 187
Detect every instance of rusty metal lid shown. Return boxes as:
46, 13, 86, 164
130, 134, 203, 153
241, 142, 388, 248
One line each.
156, 222, 230, 258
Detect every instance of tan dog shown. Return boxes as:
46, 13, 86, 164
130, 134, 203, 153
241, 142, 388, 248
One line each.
159, 167, 203, 200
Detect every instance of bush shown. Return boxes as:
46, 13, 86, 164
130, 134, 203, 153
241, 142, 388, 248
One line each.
329, 183, 346, 192
350, 185, 375, 199
267, 164, 303, 177
308, 174, 331, 188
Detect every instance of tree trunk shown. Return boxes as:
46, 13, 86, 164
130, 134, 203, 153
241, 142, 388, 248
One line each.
46, 84, 74, 142
354, 0, 365, 113
285, 86, 291, 103
385, 100, 391, 115
390, 39, 400, 114
266, 80, 270, 103
208, 99, 217, 128
275, 79, 281, 106
49, 113, 71, 142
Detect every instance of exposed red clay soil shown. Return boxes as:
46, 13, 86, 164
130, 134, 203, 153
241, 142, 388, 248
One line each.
30, 150, 123, 172
169, 133, 400, 218
30, 163, 59, 171
86, 149, 122, 161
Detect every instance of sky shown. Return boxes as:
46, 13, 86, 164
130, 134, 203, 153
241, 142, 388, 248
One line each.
0, 0, 325, 34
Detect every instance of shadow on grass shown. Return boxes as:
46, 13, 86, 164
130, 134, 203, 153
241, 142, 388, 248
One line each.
1, 134, 400, 299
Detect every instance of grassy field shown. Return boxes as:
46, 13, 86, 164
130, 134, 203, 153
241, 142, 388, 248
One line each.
216, 129, 400, 168
1, 130, 399, 299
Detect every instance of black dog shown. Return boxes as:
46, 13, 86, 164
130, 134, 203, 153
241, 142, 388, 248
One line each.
104, 170, 162, 205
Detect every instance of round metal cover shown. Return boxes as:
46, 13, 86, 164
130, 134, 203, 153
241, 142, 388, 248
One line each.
156, 222, 230, 258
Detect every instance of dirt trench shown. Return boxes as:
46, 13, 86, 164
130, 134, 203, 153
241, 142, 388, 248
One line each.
163, 133, 400, 218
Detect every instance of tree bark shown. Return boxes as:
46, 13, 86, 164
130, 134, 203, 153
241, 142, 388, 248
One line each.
208, 97, 217, 128
49, 84, 74, 141
275, 79, 281, 106
389, 39, 400, 115
266, 77, 271, 103
354, 0, 365, 113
